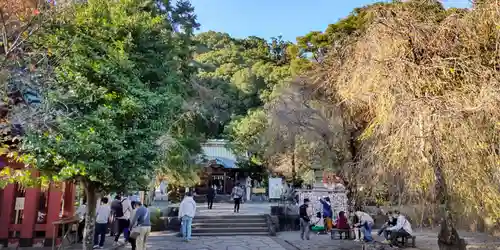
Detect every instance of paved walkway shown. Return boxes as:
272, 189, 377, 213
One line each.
44, 229, 500, 250
142, 232, 287, 250
69, 232, 287, 250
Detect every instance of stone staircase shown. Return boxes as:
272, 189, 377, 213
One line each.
191, 214, 269, 236
193, 194, 235, 204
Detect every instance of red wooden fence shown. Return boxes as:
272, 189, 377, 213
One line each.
0, 157, 75, 248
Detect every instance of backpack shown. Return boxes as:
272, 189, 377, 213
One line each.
113, 198, 127, 217
299, 204, 310, 221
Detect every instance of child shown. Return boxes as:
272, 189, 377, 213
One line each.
94, 197, 111, 249
310, 212, 326, 234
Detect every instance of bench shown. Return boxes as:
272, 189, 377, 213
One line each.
394, 235, 416, 248
330, 228, 354, 240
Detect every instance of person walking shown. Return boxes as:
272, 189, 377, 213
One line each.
129, 202, 151, 250
93, 197, 111, 249
207, 185, 216, 209
76, 198, 87, 243
231, 183, 244, 213
128, 201, 138, 250
112, 194, 132, 245
179, 192, 197, 242
299, 198, 312, 240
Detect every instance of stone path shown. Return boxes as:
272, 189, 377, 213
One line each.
115, 232, 287, 250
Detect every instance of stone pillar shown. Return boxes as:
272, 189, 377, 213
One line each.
245, 177, 251, 201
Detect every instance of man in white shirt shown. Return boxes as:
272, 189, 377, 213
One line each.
387, 210, 413, 246
76, 199, 87, 243
178, 192, 197, 242
94, 197, 111, 249
112, 195, 132, 245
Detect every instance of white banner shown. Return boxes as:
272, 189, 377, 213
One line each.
268, 177, 283, 199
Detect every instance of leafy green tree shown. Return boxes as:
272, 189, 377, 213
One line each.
20, 0, 198, 248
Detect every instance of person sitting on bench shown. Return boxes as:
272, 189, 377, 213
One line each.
387, 210, 413, 246
354, 211, 374, 242
379, 211, 397, 243
311, 212, 326, 234
335, 211, 350, 239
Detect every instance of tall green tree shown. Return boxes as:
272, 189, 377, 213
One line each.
21, 0, 198, 248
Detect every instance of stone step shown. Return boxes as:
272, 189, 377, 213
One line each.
191, 231, 270, 236
191, 226, 268, 234
194, 218, 266, 223
192, 222, 266, 228
189, 214, 269, 236
195, 215, 265, 220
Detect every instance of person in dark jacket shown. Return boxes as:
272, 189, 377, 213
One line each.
299, 198, 312, 240
378, 211, 397, 241
207, 185, 216, 209
320, 197, 333, 231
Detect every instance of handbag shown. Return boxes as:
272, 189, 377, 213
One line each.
129, 227, 140, 239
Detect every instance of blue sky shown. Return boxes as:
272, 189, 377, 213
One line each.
189, 0, 471, 42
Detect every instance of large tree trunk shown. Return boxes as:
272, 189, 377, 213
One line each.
291, 145, 296, 186
430, 130, 466, 250
346, 130, 360, 211
83, 181, 98, 250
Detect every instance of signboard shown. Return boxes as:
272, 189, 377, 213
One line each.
252, 188, 266, 194
15, 197, 25, 210
268, 177, 283, 199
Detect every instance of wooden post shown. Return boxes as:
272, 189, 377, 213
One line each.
45, 183, 62, 246
63, 182, 75, 217
20, 187, 40, 246
223, 172, 226, 194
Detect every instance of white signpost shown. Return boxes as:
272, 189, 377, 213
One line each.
268, 177, 283, 199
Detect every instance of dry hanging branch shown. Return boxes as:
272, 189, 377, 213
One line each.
300, 0, 500, 239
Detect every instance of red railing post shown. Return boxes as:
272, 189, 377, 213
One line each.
20, 186, 40, 246
0, 184, 16, 240
63, 182, 76, 217
45, 183, 62, 245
